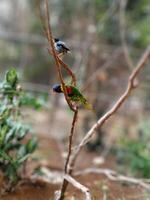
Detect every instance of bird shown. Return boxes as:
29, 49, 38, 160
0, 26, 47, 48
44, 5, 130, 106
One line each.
52, 84, 93, 110
54, 38, 70, 55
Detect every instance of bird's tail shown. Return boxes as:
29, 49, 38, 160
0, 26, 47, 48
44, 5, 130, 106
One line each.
82, 98, 93, 110
84, 102, 93, 110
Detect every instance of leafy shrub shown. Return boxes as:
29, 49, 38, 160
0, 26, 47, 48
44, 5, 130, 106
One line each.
116, 119, 150, 178
0, 68, 37, 189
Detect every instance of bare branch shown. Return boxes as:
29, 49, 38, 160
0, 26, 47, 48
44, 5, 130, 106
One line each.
69, 46, 150, 172
75, 168, 150, 190
65, 174, 92, 200
59, 109, 78, 200
55, 175, 92, 200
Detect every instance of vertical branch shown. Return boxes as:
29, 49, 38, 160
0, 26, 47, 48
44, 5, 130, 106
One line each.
58, 109, 78, 200
42, 1, 79, 199
37, 0, 76, 87
64, 109, 78, 173
44, 0, 76, 112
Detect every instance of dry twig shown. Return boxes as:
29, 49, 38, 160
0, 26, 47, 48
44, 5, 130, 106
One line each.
75, 168, 150, 190
55, 174, 92, 200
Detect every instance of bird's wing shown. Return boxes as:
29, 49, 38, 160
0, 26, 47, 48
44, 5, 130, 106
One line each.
57, 41, 70, 51
61, 44, 70, 51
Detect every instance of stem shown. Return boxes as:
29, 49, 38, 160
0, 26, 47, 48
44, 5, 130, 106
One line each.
59, 109, 78, 200
44, 0, 75, 112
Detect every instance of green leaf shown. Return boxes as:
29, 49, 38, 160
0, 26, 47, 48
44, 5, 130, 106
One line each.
26, 137, 37, 154
17, 154, 29, 164
20, 93, 43, 110
0, 150, 12, 162
4, 127, 16, 144
17, 145, 27, 158
0, 125, 9, 146
16, 124, 29, 140
5, 164, 19, 183
5, 68, 18, 87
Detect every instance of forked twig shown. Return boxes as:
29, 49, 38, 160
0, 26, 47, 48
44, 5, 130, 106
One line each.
55, 174, 92, 200
47, 49, 76, 86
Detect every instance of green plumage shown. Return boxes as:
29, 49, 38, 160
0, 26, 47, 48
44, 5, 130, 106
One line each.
65, 85, 93, 109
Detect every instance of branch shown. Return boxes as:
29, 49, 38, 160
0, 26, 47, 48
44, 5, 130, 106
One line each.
57, 57, 76, 86
69, 46, 150, 172
55, 175, 92, 200
44, 0, 76, 112
47, 49, 76, 86
59, 109, 78, 200
74, 168, 150, 190
43, 1, 79, 199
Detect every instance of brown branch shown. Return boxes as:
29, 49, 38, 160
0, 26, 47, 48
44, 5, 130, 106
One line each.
44, 0, 76, 112
42, 1, 79, 199
57, 57, 76, 86
58, 109, 78, 200
47, 49, 76, 86
69, 46, 150, 173
37, 0, 76, 87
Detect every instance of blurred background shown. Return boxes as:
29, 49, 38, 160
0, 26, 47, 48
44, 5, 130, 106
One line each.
0, 0, 150, 178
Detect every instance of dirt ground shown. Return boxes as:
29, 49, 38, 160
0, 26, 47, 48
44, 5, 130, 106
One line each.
0, 135, 149, 200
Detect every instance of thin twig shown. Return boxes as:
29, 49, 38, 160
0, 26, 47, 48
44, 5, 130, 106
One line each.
64, 174, 92, 200
47, 49, 76, 86
74, 167, 150, 190
59, 109, 78, 200
57, 56, 76, 86
32, 167, 150, 191
69, 46, 150, 174
55, 175, 92, 200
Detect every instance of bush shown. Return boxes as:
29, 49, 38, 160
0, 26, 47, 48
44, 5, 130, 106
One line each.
116, 119, 150, 178
0, 68, 37, 189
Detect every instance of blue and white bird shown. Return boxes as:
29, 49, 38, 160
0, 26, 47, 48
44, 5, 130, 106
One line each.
54, 38, 70, 55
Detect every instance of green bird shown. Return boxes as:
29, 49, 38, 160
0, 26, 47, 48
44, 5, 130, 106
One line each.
52, 84, 92, 110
